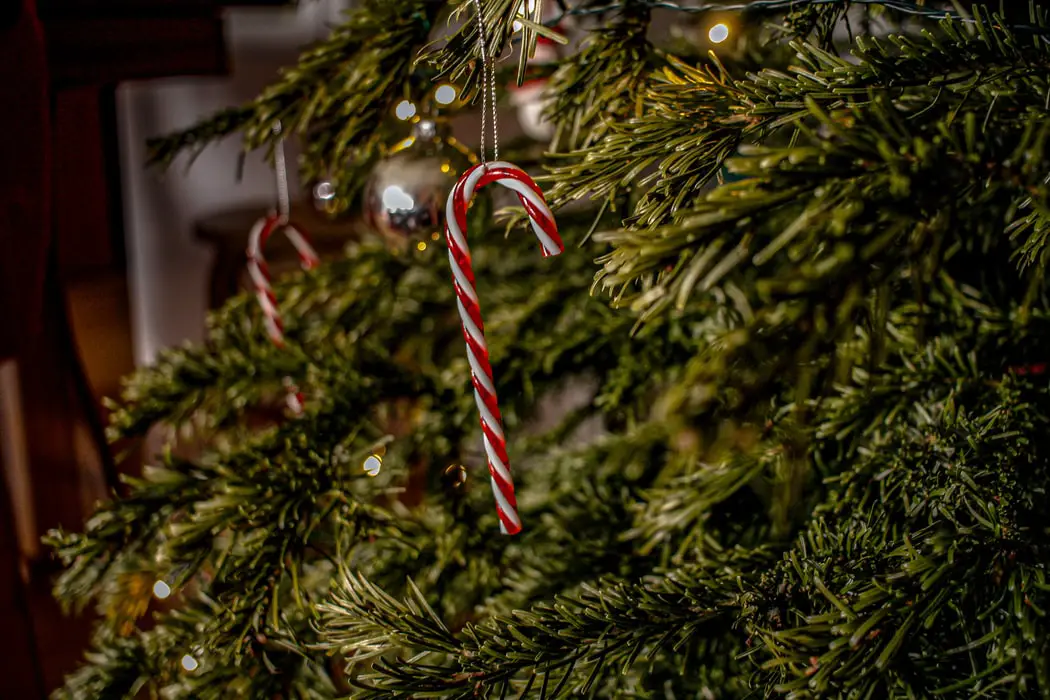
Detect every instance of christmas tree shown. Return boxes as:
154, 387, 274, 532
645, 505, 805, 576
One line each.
48, 1, 1050, 697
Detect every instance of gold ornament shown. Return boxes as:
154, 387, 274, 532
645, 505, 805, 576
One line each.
364, 118, 476, 251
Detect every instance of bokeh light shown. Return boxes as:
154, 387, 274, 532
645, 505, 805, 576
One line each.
152, 580, 172, 599
363, 454, 383, 477
395, 100, 417, 121
434, 84, 457, 105
708, 23, 730, 44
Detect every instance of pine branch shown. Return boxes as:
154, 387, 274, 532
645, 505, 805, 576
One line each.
321, 555, 759, 698
750, 375, 1050, 698
488, 426, 670, 614
556, 8, 1050, 227
47, 411, 409, 612
52, 629, 154, 700
145, 0, 443, 194
545, 7, 657, 154
591, 89, 1050, 429
426, 0, 559, 89
106, 248, 423, 439
50, 3, 1050, 698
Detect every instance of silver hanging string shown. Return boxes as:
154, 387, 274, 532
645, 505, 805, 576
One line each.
488, 37, 499, 162
272, 121, 291, 224
471, 0, 500, 164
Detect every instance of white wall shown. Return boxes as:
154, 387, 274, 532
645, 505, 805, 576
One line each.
118, 1, 352, 366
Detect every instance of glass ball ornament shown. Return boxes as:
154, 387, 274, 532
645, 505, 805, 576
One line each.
507, 33, 561, 142
510, 80, 555, 142
363, 118, 476, 251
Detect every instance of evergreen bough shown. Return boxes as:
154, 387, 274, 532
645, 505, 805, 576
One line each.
49, 2, 1050, 697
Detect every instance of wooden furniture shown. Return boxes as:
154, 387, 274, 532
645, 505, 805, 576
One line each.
0, 2, 284, 696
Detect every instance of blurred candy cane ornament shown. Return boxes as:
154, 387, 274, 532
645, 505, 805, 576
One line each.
246, 122, 320, 415
444, 1, 563, 535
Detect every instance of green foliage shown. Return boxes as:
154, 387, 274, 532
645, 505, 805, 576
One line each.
544, 6, 658, 153
146, 0, 444, 201
50, 1, 1050, 699
751, 376, 1050, 698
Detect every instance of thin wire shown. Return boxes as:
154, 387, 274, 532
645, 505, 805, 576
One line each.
471, 0, 500, 164
558, 0, 959, 17
547, 0, 1050, 35
272, 121, 291, 224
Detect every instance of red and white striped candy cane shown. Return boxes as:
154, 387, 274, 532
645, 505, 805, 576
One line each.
445, 161, 563, 535
246, 212, 320, 414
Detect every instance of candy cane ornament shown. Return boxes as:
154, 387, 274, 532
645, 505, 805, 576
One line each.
445, 161, 563, 535
246, 212, 320, 414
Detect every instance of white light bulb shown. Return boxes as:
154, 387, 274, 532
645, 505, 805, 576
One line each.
152, 580, 172, 599
395, 100, 417, 121
708, 23, 730, 44
181, 655, 199, 672
363, 454, 383, 477
434, 84, 457, 106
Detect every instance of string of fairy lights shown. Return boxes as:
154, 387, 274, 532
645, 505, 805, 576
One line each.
556, 0, 961, 15
550, 0, 1050, 36
554, 0, 1025, 23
